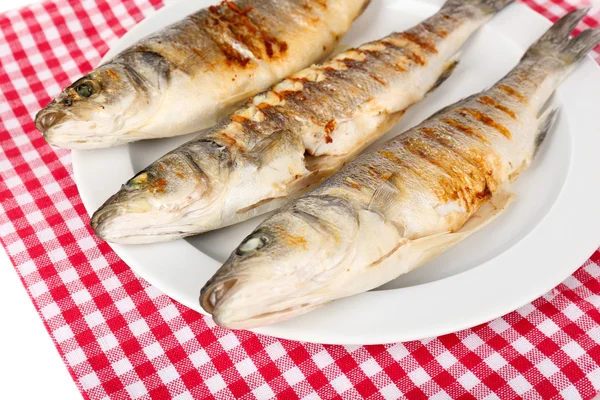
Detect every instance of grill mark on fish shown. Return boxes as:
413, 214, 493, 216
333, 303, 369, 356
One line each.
441, 117, 489, 143
381, 40, 427, 66
175, 148, 210, 179
201, 1, 290, 66
230, 114, 248, 124
369, 74, 387, 85
460, 108, 512, 139
422, 22, 448, 38
376, 150, 433, 186
498, 84, 527, 102
398, 31, 438, 54
419, 128, 499, 192
515, 71, 538, 87
225, 1, 253, 14
403, 137, 487, 209
477, 96, 516, 119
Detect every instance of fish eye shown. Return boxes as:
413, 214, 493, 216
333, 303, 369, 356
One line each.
236, 234, 269, 255
75, 82, 94, 98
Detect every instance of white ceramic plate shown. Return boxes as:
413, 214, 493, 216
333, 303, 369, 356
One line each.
73, 0, 600, 344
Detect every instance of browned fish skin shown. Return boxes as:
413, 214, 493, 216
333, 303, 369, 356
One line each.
203, 0, 508, 158
36, 0, 370, 148
200, 9, 600, 329
91, 0, 515, 243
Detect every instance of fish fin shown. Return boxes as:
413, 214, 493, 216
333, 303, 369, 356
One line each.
534, 108, 559, 156
456, 189, 515, 234
523, 9, 600, 65
247, 129, 304, 167
427, 57, 459, 94
368, 173, 400, 214
371, 189, 515, 272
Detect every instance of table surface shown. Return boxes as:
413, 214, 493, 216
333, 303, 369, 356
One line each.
1, 1, 599, 399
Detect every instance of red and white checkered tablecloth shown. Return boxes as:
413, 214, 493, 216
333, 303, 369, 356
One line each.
1, 0, 599, 398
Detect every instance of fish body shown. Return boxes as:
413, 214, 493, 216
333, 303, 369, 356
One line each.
91, 0, 514, 243
200, 9, 600, 329
36, 0, 370, 149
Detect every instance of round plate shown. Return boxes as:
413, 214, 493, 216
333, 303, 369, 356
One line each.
73, 0, 600, 344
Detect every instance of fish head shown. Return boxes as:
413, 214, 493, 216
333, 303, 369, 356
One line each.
91, 141, 227, 243
200, 195, 359, 329
36, 52, 169, 148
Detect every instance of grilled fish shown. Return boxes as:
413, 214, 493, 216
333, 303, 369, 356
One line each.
91, 0, 514, 244
35, 0, 370, 149
200, 9, 600, 329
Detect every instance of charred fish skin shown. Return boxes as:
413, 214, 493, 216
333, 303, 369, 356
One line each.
35, 0, 370, 149
91, 0, 515, 244
201, 10, 600, 329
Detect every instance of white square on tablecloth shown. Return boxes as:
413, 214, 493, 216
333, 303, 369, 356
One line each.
265, 342, 286, 361
507, 375, 533, 396
72, 289, 92, 305
136, 335, 165, 360
235, 358, 257, 378
115, 297, 136, 314
538, 319, 560, 337
536, 358, 559, 378
205, 374, 227, 393
65, 347, 86, 367
330, 375, 352, 395
113, 358, 134, 375
484, 353, 507, 371
380, 383, 402, 399
283, 366, 304, 386
158, 365, 178, 384
512, 337, 534, 355
219, 332, 240, 352
436, 350, 457, 369
130, 319, 150, 337
408, 367, 431, 387
174, 326, 194, 344
312, 350, 334, 369
563, 341, 586, 360
189, 348, 210, 368
80, 372, 101, 390
98, 333, 119, 352
85, 311, 105, 329
125, 381, 148, 399
41, 302, 61, 320
360, 358, 382, 378
158, 303, 179, 322
252, 384, 275, 399
457, 371, 479, 391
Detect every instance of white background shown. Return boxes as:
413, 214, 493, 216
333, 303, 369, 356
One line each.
0, 2, 83, 399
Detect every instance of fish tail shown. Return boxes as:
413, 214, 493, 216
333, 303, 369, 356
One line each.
441, 0, 515, 16
523, 9, 600, 65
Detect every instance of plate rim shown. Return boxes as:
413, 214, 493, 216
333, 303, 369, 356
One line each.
73, 0, 600, 345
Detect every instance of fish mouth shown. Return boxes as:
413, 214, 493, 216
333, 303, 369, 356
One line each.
43, 129, 125, 150
35, 109, 67, 133
200, 278, 324, 329
90, 204, 199, 244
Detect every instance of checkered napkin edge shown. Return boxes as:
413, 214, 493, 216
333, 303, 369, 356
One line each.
1, 0, 600, 399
